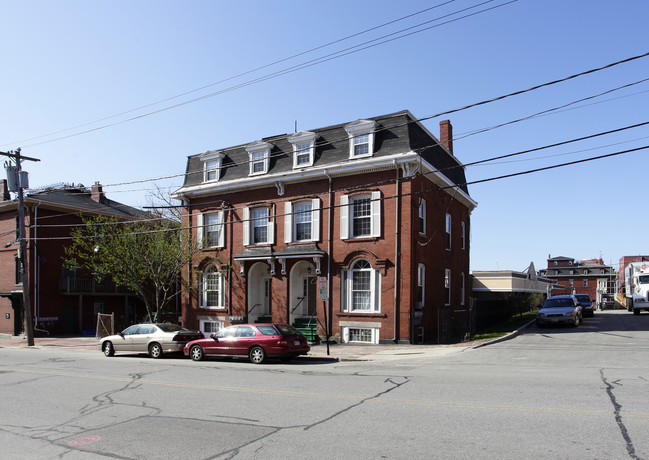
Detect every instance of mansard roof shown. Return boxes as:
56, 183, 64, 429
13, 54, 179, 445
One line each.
175, 110, 472, 202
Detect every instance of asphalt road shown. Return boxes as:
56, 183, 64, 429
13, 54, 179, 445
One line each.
1, 309, 648, 459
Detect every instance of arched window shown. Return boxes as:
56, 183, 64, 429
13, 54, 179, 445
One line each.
342, 259, 380, 313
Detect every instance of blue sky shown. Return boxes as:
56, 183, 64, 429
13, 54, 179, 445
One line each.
1, 0, 648, 273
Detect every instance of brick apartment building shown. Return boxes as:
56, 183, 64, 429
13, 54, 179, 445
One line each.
538, 255, 616, 307
173, 110, 477, 344
0, 182, 150, 336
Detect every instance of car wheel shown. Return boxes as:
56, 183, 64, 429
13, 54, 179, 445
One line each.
103, 341, 114, 357
149, 342, 163, 359
249, 346, 266, 364
189, 345, 204, 361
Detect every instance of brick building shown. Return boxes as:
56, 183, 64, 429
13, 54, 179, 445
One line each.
538, 255, 616, 307
0, 182, 149, 336
173, 110, 477, 344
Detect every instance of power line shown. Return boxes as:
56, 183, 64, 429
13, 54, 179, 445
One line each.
2, 1, 457, 147
22, 143, 649, 241
11, 0, 516, 149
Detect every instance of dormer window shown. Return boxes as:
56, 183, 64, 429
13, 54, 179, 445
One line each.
344, 119, 376, 159
201, 151, 224, 182
288, 131, 316, 168
246, 141, 272, 176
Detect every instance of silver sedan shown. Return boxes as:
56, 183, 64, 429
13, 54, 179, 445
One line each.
99, 323, 203, 358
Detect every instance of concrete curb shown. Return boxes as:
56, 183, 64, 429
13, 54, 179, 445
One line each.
471, 319, 536, 349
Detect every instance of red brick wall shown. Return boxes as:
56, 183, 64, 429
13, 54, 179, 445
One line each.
182, 168, 472, 344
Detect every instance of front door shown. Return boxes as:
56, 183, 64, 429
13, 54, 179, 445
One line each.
306, 276, 317, 317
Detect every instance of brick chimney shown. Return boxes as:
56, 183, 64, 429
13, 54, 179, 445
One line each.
91, 182, 106, 203
0, 179, 11, 201
439, 120, 453, 154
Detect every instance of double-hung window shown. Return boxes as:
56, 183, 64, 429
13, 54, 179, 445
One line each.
243, 206, 274, 245
445, 269, 451, 306
344, 119, 376, 159
341, 259, 380, 313
197, 211, 224, 248
417, 264, 425, 307
461, 221, 466, 250
340, 191, 381, 239
418, 199, 426, 234
445, 214, 452, 250
200, 266, 224, 309
288, 131, 316, 168
201, 151, 224, 182
285, 199, 320, 243
252, 208, 269, 243
246, 141, 272, 176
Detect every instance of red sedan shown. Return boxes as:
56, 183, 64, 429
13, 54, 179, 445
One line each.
183, 323, 311, 364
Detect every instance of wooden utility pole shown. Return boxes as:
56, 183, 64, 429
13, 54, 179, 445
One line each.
2, 148, 40, 346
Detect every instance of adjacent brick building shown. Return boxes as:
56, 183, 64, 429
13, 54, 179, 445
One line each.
538, 255, 616, 307
0, 183, 149, 336
173, 110, 477, 344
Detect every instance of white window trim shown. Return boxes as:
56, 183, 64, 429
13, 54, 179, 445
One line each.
418, 199, 427, 235
200, 151, 224, 183
245, 141, 272, 176
344, 119, 376, 159
341, 259, 381, 313
199, 319, 224, 335
340, 191, 381, 239
445, 213, 452, 250
200, 267, 225, 309
342, 326, 379, 344
445, 269, 451, 306
285, 198, 320, 243
244, 206, 274, 246
417, 263, 425, 308
197, 211, 225, 248
288, 131, 316, 169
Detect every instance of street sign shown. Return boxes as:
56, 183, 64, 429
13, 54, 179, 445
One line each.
319, 277, 329, 301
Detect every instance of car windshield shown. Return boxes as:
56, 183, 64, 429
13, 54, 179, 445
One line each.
543, 299, 575, 308
575, 295, 591, 303
638, 275, 649, 284
156, 324, 185, 333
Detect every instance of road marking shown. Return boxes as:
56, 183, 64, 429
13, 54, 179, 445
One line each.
68, 436, 101, 447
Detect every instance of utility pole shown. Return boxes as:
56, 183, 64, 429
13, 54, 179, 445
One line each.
2, 148, 40, 346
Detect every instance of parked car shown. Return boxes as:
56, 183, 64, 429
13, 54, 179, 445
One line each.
536, 295, 582, 328
601, 293, 616, 310
184, 323, 310, 364
574, 294, 595, 317
100, 323, 203, 358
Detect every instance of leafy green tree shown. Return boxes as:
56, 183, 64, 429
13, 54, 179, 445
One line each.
64, 215, 210, 323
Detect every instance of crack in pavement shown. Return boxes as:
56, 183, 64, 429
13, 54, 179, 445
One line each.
600, 369, 638, 459
302, 376, 410, 432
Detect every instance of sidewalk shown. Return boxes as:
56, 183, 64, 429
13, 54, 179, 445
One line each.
0, 333, 492, 361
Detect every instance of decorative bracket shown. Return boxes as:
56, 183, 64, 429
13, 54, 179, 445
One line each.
275, 181, 285, 196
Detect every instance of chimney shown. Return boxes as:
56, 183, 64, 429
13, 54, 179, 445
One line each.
91, 182, 105, 203
439, 120, 453, 154
0, 179, 11, 201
